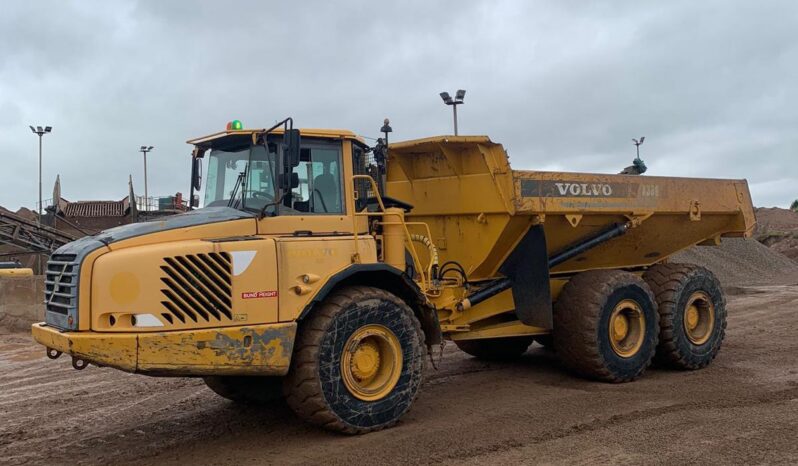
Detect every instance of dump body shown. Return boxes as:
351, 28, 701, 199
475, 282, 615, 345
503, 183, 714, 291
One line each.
386, 136, 755, 339
386, 135, 754, 277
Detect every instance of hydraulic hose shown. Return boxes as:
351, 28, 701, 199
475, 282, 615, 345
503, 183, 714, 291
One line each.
409, 234, 439, 280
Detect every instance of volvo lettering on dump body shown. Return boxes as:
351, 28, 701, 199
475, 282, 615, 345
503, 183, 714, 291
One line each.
555, 182, 613, 197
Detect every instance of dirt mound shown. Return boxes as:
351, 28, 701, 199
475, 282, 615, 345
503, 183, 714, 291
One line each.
671, 237, 798, 287
754, 207, 798, 262
755, 207, 798, 233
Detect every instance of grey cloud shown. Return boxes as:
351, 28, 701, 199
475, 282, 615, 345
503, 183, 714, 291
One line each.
0, 0, 796, 211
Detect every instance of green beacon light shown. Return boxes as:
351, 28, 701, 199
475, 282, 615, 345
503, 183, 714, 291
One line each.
226, 120, 243, 131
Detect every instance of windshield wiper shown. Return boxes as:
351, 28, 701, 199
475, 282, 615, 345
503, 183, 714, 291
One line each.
227, 164, 247, 208
258, 192, 286, 219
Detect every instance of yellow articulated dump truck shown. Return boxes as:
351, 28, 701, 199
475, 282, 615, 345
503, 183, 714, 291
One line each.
32, 118, 755, 433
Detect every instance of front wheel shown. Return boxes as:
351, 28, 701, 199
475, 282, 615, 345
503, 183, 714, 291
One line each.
284, 286, 426, 434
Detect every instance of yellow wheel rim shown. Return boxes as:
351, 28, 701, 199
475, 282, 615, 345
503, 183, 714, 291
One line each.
683, 291, 715, 345
341, 324, 402, 401
608, 299, 646, 358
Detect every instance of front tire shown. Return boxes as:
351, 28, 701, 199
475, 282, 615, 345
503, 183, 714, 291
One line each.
643, 263, 726, 369
553, 270, 659, 383
284, 286, 426, 434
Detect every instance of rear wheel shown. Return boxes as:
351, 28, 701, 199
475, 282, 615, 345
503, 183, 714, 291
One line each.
284, 286, 426, 434
454, 336, 534, 360
553, 270, 659, 383
643, 263, 726, 369
203, 376, 283, 404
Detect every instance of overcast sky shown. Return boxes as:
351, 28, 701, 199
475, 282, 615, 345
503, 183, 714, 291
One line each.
1, 0, 796, 210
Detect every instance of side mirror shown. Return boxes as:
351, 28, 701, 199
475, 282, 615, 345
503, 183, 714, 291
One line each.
284, 129, 301, 168
278, 172, 299, 190
191, 157, 202, 190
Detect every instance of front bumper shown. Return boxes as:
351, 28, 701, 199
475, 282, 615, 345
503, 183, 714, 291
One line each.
31, 322, 296, 376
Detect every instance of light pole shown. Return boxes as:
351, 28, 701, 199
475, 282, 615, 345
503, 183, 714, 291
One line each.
29, 125, 51, 275
29, 126, 52, 225
139, 145, 154, 211
439, 89, 466, 135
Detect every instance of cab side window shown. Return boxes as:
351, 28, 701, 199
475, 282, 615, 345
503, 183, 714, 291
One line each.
288, 142, 344, 214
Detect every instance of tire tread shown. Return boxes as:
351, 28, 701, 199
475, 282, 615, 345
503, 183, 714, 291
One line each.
553, 270, 658, 383
284, 286, 426, 434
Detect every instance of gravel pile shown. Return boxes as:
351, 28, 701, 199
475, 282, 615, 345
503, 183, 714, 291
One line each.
671, 237, 798, 287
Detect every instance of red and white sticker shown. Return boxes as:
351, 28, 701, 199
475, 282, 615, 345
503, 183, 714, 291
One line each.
242, 290, 278, 299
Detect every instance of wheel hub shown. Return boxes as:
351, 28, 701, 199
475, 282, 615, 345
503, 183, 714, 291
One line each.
683, 291, 715, 345
350, 341, 381, 380
612, 314, 630, 341
686, 306, 700, 330
608, 299, 645, 358
341, 324, 403, 401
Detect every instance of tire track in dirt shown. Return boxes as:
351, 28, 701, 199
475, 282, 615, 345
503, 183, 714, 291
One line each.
434, 386, 798, 464
1, 285, 797, 465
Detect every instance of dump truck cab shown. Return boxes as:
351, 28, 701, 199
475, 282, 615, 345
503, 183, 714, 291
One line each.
33, 117, 755, 434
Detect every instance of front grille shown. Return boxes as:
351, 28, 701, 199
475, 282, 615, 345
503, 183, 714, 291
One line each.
159, 252, 233, 324
45, 254, 79, 317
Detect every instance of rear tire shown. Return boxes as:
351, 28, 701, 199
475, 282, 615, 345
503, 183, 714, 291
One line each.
284, 286, 426, 434
643, 263, 726, 369
203, 376, 283, 404
454, 336, 534, 360
553, 270, 659, 383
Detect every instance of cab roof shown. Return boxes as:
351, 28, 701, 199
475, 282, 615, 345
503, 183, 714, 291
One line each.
187, 128, 364, 149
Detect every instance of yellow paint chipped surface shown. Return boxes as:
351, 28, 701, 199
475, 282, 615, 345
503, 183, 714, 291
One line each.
31, 322, 296, 376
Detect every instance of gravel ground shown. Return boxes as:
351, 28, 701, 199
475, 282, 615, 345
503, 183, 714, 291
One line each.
2, 284, 797, 465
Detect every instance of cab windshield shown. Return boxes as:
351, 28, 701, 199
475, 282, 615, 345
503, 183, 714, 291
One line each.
204, 144, 278, 214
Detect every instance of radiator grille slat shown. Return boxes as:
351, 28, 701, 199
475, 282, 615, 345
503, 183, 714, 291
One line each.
187, 254, 232, 299
160, 287, 200, 322
209, 252, 232, 274
160, 276, 211, 321
44, 254, 78, 317
159, 252, 233, 325
196, 253, 232, 288
162, 260, 223, 320
177, 256, 233, 311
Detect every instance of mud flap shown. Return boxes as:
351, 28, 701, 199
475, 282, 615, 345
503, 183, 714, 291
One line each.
499, 224, 553, 329
416, 303, 443, 347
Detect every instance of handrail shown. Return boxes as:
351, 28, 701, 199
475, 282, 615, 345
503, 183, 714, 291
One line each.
350, 174, 434, 292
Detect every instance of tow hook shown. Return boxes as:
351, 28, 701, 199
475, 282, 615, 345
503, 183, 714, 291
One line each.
71, 357, 89, 370
46, 348, 62, 360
